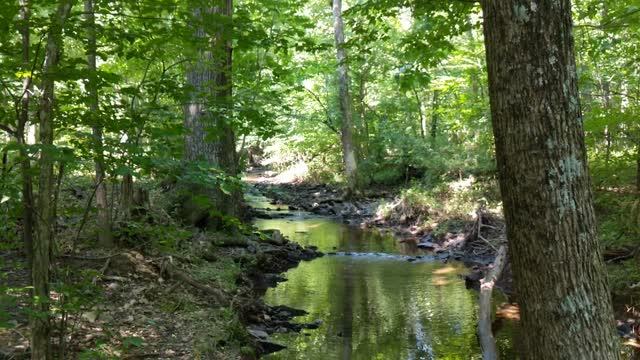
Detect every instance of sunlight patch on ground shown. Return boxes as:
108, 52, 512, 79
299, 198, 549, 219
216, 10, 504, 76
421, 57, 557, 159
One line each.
432, 266, 458, 276
496, 303, 520, 321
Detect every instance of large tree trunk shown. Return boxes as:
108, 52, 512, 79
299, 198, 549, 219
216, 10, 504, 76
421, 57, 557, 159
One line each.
183, 0, 241, 228
18, 0, 35, 272
481, 1, 619, 358
84, 0, 112, 247
33, 2, 74, 358
332, 0, 358, 197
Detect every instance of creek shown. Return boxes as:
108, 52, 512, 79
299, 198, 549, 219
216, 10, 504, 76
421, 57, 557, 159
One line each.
247, 192, 519, 359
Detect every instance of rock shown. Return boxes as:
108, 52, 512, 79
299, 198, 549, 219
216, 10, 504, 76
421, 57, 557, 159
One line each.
248, 327, 269, 340
417, 241, 439, 249
304, 319, 323, 329
258, 341, 287, 355
270, 305, 308, 317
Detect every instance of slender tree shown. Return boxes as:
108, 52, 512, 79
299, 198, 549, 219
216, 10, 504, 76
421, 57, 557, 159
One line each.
33, 1, 75, 358
430, 90, 439, 142
84, 0, 113, 247
332, 0, 358, 197
481, 0, 619, 358
17, 0, 35, 272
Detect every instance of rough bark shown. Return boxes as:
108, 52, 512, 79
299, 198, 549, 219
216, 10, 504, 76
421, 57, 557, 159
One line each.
33, 2, 74, 358
332, 0, 358, 197
121, 173, 133, 220
481, 1, 619, 358
18, 0, 35, 272
84, 0, 112, 247
183, 0, 241, 227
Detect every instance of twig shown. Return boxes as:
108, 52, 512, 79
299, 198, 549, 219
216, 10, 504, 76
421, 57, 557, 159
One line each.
476, 209, 499, 251
59, 252, 124, 261
72, 178, 103, 251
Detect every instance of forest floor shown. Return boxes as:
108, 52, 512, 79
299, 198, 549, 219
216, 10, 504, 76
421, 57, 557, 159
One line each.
0, 176, 327, 359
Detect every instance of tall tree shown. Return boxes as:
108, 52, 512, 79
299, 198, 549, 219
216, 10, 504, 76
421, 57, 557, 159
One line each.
183, 0, 241, 227
84, 0, 113, 247
332, 0, 358, 196
17, 0, 35, 272
33, 1, 74, 358
481, 0, 619, 358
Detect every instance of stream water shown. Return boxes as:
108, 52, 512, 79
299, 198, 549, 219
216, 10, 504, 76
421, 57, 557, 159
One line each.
248, 193, 519, 359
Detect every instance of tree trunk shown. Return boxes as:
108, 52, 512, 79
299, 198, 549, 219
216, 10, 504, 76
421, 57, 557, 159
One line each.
412, 85, 426, 138
332, 0, 358, 197
183, 0, 241, 227
636, 136, 640, 196
33, 2, 74, 358
121, 173, 133, 220
18, 0, 35, 273
430, 90, 439, 142
481, 1, 619, 358
84, 0, 112, 247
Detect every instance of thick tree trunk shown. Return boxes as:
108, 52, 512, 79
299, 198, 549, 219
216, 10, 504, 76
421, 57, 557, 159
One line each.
183, 0, 241, 227
84, 0, 112, 247
33, 2, 74, 358
481, 1, 619, 358
18, 0, 35, 272
332, 0, 358, 197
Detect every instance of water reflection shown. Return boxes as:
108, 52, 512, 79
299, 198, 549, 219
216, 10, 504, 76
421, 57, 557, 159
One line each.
252, 198, 517, 359
263, 257, 517, 359
253, 216, 417, 255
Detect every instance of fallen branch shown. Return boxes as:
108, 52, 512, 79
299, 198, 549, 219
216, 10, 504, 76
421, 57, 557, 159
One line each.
476, 208, 499, 252
478, 245, 507, 360
161, 262, 228, 306
59, 252, 125, 261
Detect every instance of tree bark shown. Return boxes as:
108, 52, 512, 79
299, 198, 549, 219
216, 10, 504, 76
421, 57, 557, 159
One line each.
481, 1, 619, 358
84, 0, 112, 247
18, 0, 35, 273
332, 0, 358, 197
183, 0, 241, 227
33, 2, 74, 358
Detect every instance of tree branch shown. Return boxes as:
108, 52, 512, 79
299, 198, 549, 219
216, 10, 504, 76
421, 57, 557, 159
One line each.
303, 87, 340, 134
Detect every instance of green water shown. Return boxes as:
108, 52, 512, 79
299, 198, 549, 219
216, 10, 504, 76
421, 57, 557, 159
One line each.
251, 196, 518, 359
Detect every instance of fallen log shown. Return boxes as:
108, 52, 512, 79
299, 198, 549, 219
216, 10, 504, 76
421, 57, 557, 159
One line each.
478, 245, 507, 360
